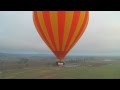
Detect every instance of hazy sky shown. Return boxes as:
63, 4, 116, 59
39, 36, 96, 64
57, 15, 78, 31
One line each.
0, 11, 120, 56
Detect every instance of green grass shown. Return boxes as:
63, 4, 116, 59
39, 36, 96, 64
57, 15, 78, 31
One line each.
0, 63, 120, 79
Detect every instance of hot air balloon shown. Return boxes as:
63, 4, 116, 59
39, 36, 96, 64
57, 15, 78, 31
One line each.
33, 11, 89, 66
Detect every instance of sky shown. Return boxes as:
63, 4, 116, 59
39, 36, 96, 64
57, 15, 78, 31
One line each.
0, 11, 120, 56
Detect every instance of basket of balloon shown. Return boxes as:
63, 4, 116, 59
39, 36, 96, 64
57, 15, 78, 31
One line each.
56, 61, 65, 67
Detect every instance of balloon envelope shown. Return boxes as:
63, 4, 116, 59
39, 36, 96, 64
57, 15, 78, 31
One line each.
33, 11, 89, 61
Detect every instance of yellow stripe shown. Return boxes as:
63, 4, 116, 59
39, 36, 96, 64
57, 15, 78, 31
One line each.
33, 14, 47, 46
66, 12, 86, 51
33, 14, 53, 51
50, 11, 59, 51
72, 13, 89, 47
37, 12, 55, 51
62, 11, 74, 51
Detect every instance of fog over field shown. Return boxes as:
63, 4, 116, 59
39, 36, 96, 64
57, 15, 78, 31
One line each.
0, 53, 120, 79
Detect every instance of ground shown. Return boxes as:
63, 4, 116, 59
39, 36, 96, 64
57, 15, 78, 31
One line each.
0, 55, 120, 79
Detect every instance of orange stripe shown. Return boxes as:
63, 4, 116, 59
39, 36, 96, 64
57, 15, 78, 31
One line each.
37, 12, 55, 51
33, 12, 53, 52
64, 11, 80, 51
50, 11, 59, 51
65, 12, 89, 55
65, 12, 86, 51
42, 11, 57, 51
58, 11, 65, 51
62, 11, 74, 51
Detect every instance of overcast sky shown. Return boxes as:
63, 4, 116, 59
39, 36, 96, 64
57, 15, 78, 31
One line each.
0, 11, 120, 56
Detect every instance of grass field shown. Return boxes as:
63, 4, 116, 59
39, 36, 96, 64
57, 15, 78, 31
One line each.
0, 54, 120, 79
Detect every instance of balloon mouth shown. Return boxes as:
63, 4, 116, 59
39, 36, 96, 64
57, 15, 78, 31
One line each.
53, 51, 68, 61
